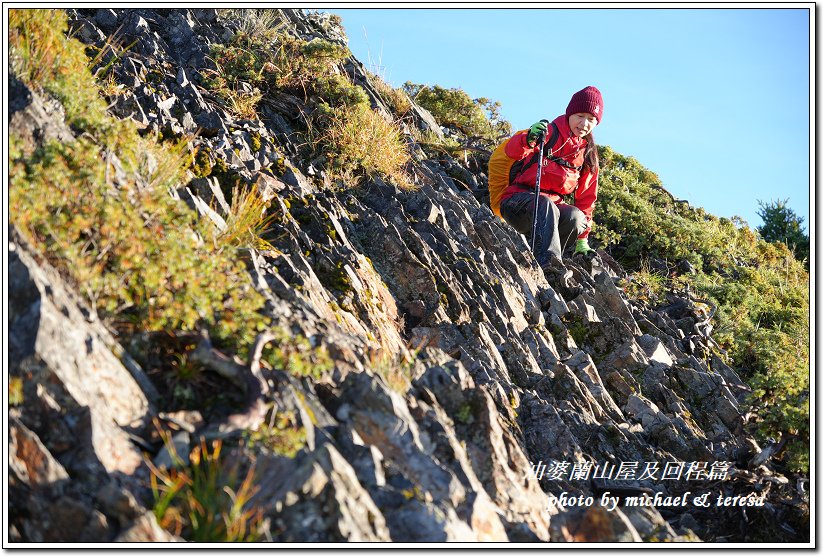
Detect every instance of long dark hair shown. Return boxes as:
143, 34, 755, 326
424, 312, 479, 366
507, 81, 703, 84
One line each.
582, 132, 599, 172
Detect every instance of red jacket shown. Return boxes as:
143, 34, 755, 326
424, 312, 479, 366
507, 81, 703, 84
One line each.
499, 114, 598, 239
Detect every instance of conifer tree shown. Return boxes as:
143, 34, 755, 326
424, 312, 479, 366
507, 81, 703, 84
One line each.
757, 199, 809, 267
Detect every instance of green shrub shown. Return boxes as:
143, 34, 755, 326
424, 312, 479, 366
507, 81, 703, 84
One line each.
262, 328, 334, 380
202, 25, 357, 118
402, 82, 512, 145
9, 9, 134, 150
244, 410, 307, 457
593, 145, 810, 472
314, 73, 369, 108
10, 136, 268, 353
9, 9, 270, 357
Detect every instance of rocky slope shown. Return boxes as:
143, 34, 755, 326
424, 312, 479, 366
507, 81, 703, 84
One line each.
8, 8, 809, 543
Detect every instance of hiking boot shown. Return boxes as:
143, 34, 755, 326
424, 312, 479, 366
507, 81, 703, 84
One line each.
573, 250, 599, 274
541, 255, 570, 280
541, 256, 583, 300
557, 281, 583, 301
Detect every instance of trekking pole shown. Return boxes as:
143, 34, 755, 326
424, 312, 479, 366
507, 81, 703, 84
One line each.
530, 131, 547, 253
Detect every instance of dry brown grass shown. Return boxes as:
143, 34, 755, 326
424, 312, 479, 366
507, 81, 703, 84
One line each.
319, 103, 414, 190
218, 185, 276, 251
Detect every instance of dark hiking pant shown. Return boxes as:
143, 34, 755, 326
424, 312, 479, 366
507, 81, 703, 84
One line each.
500, 192, 588, 267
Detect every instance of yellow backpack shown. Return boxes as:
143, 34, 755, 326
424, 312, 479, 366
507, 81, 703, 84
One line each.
487, 123, 559, 217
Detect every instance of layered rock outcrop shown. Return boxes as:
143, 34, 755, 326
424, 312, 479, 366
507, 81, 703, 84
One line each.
8, 8, 808, 543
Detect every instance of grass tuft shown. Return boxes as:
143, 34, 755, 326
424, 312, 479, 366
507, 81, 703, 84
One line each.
219, 185, 277, 251
148, 431, 265, 542
218, 8, 285, 39
318, 103, 414, 190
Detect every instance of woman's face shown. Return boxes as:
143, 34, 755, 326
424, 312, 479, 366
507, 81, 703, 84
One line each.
569, 113, 598, 137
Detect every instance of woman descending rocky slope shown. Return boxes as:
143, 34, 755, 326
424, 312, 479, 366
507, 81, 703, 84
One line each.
8, 8, 808, 543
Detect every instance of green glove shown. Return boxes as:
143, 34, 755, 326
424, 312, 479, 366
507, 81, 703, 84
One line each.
526, 119, 549, 146
575, 239, 597, 258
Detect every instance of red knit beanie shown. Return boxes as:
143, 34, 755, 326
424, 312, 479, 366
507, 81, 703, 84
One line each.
566, 86, 604, 123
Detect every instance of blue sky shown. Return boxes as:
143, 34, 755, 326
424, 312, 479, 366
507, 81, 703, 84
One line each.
329, 7, 811, 233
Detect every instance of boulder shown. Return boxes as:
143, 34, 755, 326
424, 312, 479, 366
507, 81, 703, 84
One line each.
10, 233, 151, 478
253, 442, 391, 542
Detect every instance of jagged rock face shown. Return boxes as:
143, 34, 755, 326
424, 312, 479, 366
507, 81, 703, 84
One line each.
9, 234, 152, 479
9, 234, 175, 543
8, 7, 808, 544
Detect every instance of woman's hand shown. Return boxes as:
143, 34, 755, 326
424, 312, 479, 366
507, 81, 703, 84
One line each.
526, 119, 550, 146
574, 239, 597, 259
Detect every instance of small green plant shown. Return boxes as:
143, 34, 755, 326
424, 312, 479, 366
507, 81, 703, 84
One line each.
623, 261, 667, 306
9, 377, 24, 407
148, 433, 264, 542
191, 147, 213, 178
249, 132, 262, 152
314, 73, 369, 108
370, 351, 415, 394
245, 410, 307, 457
401, 486, 425, 501
262, 328, 334, 380
561, 313, 591, 347
455, 402, 474, 424
166, 351, 207, 407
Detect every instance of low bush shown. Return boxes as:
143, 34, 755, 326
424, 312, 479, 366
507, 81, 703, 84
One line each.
201, 16, 412, 188
402, 82, 512, 146
9, 9, 135, 151
9, 9, 270, 358
367, 70, 412, 115
10, 135, 269, 354
202, 18, 355, 117
261, 328, 334, 380
592, 145, 810, 472
244, 410, 307, 457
